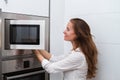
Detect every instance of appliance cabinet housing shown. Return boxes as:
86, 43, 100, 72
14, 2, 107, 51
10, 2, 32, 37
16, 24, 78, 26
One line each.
0, 12, 50, 80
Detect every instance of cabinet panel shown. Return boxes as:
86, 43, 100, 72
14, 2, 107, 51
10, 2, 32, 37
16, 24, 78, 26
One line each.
0, 0, 6, 9
1, 0, 49, 16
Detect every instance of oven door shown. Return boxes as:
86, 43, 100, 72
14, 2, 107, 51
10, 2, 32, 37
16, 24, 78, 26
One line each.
3, 68, 49, 80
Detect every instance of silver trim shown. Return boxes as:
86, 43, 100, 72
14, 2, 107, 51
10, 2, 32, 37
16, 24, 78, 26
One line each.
2, 54, 35, 61
0, 10, 2, 80
6, 70, 45, 80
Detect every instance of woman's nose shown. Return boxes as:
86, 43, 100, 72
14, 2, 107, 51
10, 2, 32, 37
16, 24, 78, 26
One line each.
63, 30, 66, 34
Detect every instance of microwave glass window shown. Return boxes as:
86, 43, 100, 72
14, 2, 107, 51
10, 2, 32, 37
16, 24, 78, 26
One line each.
10, 25, 40, 44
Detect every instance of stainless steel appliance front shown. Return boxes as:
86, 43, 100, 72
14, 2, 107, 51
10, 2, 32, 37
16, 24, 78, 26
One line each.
0, 12, 50, 80
3, 66, 49, 80
0, 12, 49, 57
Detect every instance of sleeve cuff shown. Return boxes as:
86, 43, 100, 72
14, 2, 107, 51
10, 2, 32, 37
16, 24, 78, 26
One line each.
49, 55, 55, 62
41, 59, 50, 68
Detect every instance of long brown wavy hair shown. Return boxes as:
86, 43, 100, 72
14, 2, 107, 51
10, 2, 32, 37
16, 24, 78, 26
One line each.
70, 18, 98, 79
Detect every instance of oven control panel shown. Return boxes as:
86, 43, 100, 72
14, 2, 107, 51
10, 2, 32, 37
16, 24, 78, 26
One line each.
2, 57, 41, 73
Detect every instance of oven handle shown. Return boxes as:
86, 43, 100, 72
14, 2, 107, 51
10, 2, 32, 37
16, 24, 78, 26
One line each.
6, 70, 45, 80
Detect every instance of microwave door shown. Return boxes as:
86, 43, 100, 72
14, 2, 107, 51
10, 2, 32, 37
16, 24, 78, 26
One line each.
9, 20, 45, 49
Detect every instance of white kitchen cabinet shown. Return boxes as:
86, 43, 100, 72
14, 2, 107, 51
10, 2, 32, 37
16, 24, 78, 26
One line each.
0, 0, 49, 17
0, 0, 6, 9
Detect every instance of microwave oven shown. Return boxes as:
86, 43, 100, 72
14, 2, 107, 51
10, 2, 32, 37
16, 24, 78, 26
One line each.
6, 20, 46, 49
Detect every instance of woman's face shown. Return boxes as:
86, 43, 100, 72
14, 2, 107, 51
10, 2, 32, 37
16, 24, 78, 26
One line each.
63, 21, 77, 42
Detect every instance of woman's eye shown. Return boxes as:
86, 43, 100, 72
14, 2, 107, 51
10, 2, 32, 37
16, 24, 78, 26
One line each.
67, 27, 70, 31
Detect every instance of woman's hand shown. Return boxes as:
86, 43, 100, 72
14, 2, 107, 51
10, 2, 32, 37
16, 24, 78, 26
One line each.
32, 50, 39, 54
38, 50, 51, 60
32, 50, 44, 62
32, 49, 51, 60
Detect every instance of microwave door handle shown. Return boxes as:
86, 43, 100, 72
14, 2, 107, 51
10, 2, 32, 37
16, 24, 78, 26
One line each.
6, 70, 45, 80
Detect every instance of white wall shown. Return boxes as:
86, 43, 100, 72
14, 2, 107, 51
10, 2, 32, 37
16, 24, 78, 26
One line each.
64, 0, 120, 80
50, 0, 65, 80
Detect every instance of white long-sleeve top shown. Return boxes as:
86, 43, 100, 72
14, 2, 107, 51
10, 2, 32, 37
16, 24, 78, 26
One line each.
41, 48, 88, 80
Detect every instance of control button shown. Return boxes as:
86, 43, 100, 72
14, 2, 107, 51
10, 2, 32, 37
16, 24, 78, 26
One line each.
23, 60, 30, 68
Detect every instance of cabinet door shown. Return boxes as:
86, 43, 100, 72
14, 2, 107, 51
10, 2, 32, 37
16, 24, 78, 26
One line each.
0, 0, 6, 10
1, 0, 49, 17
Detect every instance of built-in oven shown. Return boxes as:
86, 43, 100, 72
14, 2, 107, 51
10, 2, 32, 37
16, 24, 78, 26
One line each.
2, 57, 49, 80
3, 67, 48, 80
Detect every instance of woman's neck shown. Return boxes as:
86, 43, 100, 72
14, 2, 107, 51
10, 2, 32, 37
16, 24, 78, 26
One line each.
71, 41, 77, 50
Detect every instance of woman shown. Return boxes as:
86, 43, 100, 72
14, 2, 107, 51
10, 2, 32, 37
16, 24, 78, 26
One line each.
33, 18, 98, 80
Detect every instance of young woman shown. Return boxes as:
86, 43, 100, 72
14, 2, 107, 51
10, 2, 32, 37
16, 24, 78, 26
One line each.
33, 18, 98, 80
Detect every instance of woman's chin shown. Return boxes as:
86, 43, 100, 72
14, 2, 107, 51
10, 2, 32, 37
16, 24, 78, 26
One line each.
64, 38, 69, 41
